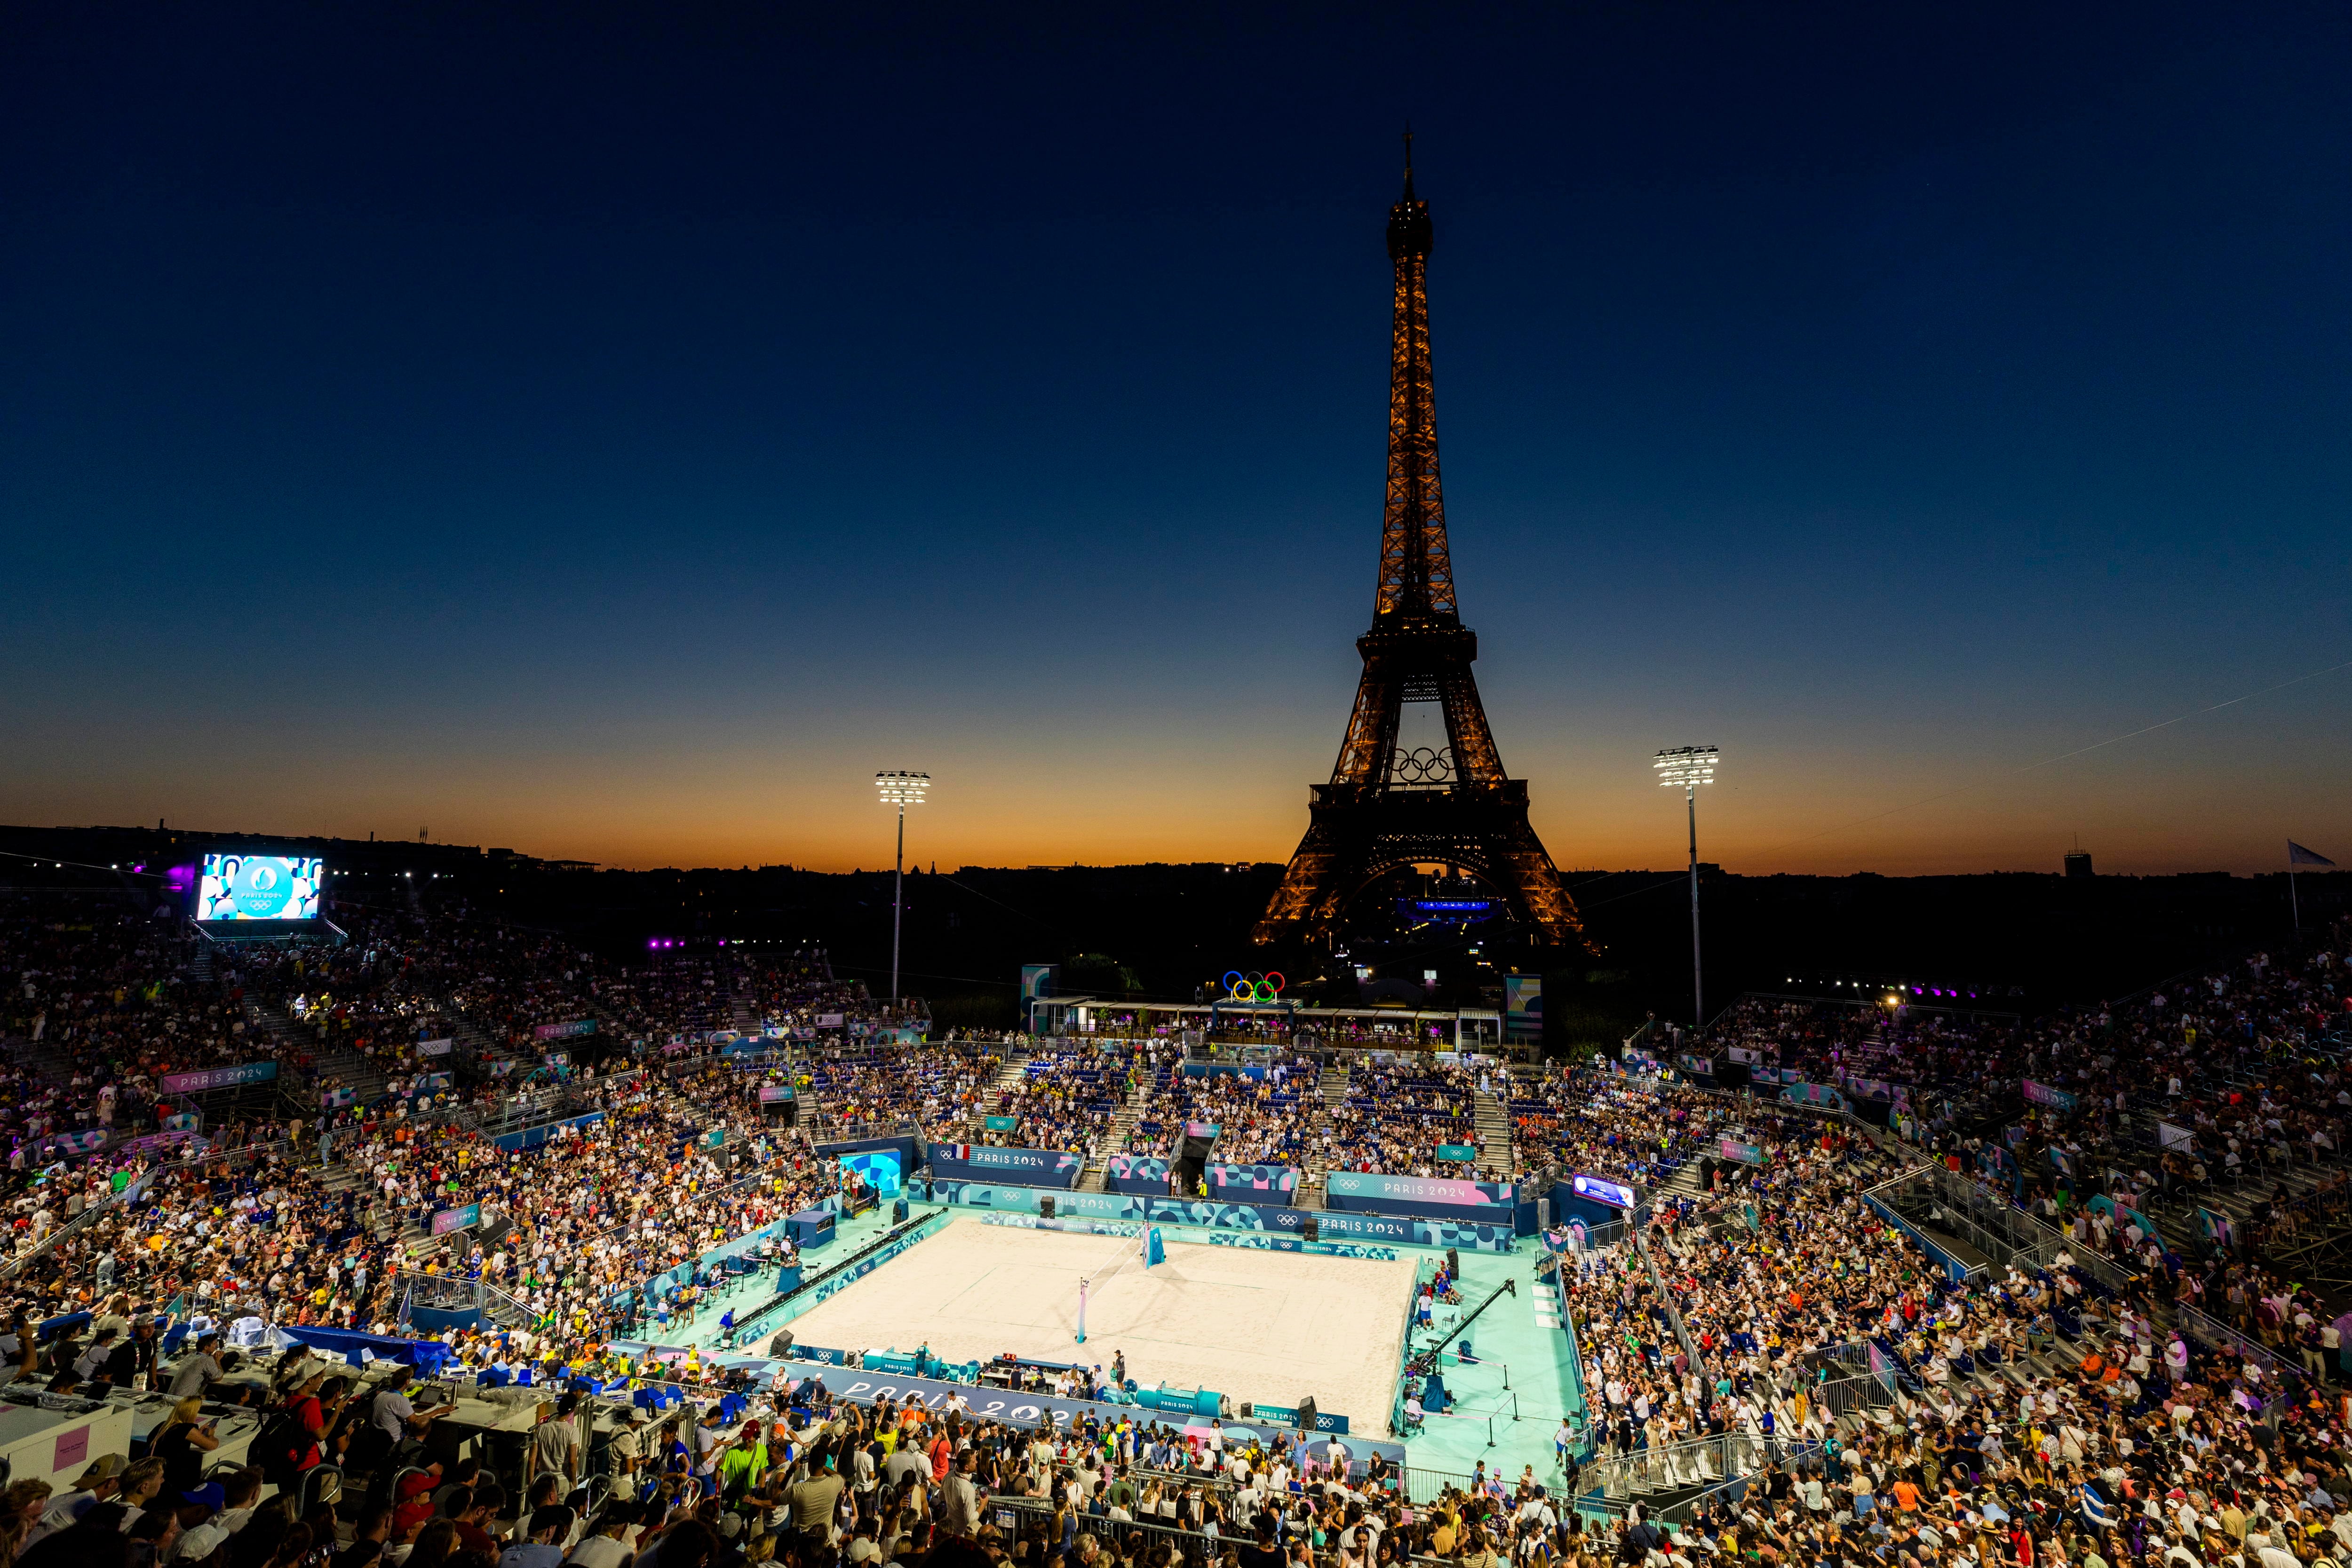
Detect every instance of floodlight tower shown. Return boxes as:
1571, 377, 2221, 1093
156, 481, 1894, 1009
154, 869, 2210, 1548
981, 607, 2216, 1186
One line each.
1653, 747, 1718, 1029
874, 771, 930, 1004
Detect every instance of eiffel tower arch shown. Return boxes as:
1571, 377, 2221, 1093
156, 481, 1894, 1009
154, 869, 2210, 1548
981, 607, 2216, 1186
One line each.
1255, 142, 1582, 952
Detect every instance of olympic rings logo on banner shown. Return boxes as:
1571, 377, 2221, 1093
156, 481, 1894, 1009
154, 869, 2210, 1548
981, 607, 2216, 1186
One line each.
1221, 970, 1286, 1003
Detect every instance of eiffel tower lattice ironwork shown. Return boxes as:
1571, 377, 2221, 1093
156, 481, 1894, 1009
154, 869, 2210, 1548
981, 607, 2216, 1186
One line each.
1255, 142, 1581, 948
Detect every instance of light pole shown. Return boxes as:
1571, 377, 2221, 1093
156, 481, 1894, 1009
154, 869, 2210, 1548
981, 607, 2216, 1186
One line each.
1653, 747, 1718, 1030
874, 771, 930, 1005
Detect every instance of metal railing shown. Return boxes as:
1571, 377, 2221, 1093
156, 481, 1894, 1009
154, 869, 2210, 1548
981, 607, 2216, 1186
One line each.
2173, 1302, 2301, 1396
1402, 1466, 1478, 1505
985, 1490, 1263, 1566
1914, 1164, 2145, 1295
1632, 1219, 1704, 1374
1653, 1440, 1825, 1527
1535, 1249, 1600, 1462
0, 1197, 118, 1282
389, 1267, 543, 1329
1812, 1370, 1897, 1420
0, 1134, 293, 1281
1577, 1434, 1756, 1501
1390, 1259, 1426, 1436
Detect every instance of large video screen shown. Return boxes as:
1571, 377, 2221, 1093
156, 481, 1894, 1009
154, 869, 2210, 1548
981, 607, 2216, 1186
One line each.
840, 1149, 903, 1198
196, 854, 323, 922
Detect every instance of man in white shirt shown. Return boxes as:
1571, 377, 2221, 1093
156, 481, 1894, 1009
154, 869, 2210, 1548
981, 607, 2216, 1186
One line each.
167, 1334, 226, 1399
169, 1482, 247, 1564
530, 1397, 582, 1488
73, 1330, 119, 1384
25, 1456, 125, 1547
374, 1367, 449, 1448
565, 1507, 635, 1568
609, 1409, 653, 1484
2250, 1532, 2302, 1568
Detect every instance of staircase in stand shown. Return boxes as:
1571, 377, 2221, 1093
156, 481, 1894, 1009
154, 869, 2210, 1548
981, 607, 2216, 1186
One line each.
1293, 1063, 1350, 1211
1473, 1085, 1514, 1178
982, 1051, 1030, 1105
1076, 1062, 1150, 1193
729, 962, 760, 1034
309, 1044, 389, 1106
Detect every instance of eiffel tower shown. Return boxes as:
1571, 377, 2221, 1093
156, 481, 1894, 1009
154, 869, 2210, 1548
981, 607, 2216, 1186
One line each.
1255, 141, 1581, 949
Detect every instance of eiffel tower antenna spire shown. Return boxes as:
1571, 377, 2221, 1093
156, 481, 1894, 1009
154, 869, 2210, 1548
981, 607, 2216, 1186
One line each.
1255, 141, 1581, 950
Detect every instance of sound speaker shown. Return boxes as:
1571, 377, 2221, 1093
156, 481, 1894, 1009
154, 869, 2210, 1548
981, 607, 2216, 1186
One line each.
1040, 1195, 1056, 1219
1296, 1395, 1318, 1432
1302, 1216, 1319, 1243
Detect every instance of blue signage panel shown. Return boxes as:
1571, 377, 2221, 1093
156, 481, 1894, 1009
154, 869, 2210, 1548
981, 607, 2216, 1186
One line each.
1103, 1154, 1170, 1196
1321, 1171, 1517, 1222
927, 1143, 1084, 1188
915, 1181, 1518, 1250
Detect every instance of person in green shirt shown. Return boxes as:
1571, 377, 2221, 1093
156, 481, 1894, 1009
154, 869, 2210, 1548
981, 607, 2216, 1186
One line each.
717, 1423, 770, 1501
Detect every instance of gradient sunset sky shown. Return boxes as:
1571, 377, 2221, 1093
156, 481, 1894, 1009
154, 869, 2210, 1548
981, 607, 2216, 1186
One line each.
6, 4, 2348, 876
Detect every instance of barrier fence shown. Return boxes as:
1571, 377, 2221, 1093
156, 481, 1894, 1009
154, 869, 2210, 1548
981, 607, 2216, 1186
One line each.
2174, 1301, 2300, 1405
1576, 1433, 1795, 1504
390, 1268, 542, 1330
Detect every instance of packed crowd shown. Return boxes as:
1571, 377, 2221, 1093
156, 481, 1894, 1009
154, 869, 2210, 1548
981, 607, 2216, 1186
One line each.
971, 1049, 1133, 1154
1673, 921, 2352, 1263
1508, 1073, 1713, 1189
234, 904, 739, 1058
1512, 1018, 2352, 1568
1648, 1150, 2352, 1568
15, 879, 2352, 1568
1324, 1062, 1482, 1176
0, 908, 286, 1152
802, 1046, 1002, 1140
749, 951, 931, 1039
0, 1052, 848, 1355
1706, 994, 2011, 1086
1127, 1054, 1319, 1165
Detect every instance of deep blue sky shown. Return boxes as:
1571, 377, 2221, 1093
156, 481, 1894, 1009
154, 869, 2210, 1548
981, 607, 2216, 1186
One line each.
6, 3, 2348, 873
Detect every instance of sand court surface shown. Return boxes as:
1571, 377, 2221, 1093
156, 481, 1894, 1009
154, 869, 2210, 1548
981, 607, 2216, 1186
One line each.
781, 1216, 1414, 1435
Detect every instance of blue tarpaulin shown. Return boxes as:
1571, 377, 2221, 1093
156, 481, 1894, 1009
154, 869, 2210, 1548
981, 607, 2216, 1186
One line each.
277, 1325, 454, 1373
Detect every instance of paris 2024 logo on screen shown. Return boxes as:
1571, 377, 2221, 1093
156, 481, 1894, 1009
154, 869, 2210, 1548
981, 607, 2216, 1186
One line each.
197, 854, 322, 921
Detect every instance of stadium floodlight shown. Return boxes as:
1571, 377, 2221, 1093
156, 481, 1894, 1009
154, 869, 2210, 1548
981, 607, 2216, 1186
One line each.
1653, 746, 1716, 792
1653, 746, 1719, 1030
874, 771, 930, 1005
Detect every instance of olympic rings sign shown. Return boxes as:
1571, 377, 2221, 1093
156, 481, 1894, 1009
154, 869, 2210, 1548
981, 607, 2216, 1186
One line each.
1221, 970, 1286, 1003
